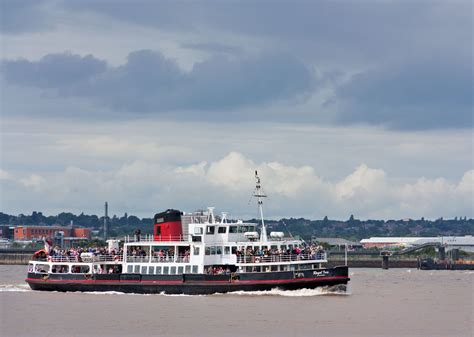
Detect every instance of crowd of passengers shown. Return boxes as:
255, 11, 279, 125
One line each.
42, 243, 324, 263
128, 247, 190, 262
205, 266, 232, 275
47, 246, 123, 262
235, 244, 325, 262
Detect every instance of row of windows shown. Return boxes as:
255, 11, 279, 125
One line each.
242, 264, 317, 273
205, 246, 236, 255
31, 264, 90, 273
18, 229, 57, 235
31, 229, 56, 235
202, 244, 297, 255
194, 225, 256, 235
126, 265, 199, 275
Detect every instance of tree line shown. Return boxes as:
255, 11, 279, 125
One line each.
0, 211, 472, 241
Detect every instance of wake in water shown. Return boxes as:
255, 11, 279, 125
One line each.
220, 286, 349, 297
0, 284, 32, 292
1, 284, 349, 297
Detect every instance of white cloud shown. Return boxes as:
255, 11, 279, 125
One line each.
1, 152, 472, 220
457, 170, 474, 194
177, 152, 323, 198
19, 174, 46, 189
0, 170, 12, 180
1, 117, 472, 219
175, 161, 207, 176
206, 152, 255, 191
335, 164, 386, 200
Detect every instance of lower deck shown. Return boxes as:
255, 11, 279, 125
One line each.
26, 266, 349, 295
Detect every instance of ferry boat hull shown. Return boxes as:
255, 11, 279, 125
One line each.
26, 266, 349, 295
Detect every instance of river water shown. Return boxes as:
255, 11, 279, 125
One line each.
0, 265, 472, 337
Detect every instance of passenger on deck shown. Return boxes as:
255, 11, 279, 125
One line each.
134, 229, 141, 242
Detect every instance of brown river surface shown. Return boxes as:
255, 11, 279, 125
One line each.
0, 265, 472, 337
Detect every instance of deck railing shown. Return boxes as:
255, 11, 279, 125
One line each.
47, 255, 123, 263
126, 255, 190, 263
236, 252, 326, 264
124, 234, 190, 243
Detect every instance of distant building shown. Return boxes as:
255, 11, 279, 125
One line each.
0, 225, 14, 240
13, 226, 91, 248
312, 237, 362, 250
13, 225, 91, 241
360, 236, 474, 252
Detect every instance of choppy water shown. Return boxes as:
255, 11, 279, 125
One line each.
0, 265, 472, 337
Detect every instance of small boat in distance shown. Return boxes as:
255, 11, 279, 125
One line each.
26, 171, 350, 294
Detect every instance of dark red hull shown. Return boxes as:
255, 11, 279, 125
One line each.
26, 266, 349, 295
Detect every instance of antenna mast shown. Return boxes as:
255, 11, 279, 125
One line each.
254, 170, 268, 242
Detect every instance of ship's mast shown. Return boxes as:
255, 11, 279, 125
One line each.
254, 170, 267, 242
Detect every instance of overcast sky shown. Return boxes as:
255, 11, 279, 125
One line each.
0, 0, 472, 220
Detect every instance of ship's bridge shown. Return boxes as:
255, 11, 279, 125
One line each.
188, 220, 260, 244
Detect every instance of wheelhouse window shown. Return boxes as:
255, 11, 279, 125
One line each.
218, 226, 227, 234
72, 265, 90, 273
216, 246, 222, 255
224, 246, 231, 255
206, 226, 215, 235
35, 264, 49, 273
194, 227, 203, 235
205, 247, 211, 255
229, 226, 238, 233
52, 265, 69, 273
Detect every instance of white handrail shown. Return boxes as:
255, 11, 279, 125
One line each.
236, 253, 326, 264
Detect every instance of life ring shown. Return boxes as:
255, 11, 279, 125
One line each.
84, 273, 92, 280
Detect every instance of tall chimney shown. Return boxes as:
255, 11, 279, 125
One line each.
104, 201, 108, 240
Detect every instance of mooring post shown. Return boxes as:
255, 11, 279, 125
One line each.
438, 246, 445, 260
382, 255, 389, 269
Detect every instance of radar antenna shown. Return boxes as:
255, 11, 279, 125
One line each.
253, 170, 268, 242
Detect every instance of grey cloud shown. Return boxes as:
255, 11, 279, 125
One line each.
334, 55, 473, 129
3, 50, 316, 114
181, 42, 242, 55
3, 53, 107, 89
62, 1, 471, 65
0, 0, 53, 33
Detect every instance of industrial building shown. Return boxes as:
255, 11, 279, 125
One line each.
13, 225, 91, 241
360, 236, 474, 252
12, 225, 91, 249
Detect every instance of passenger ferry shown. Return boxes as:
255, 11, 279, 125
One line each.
26, 172, 349, 294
